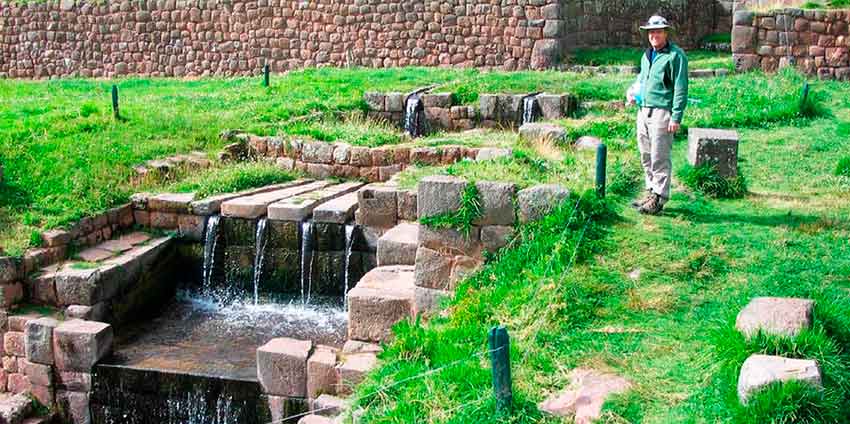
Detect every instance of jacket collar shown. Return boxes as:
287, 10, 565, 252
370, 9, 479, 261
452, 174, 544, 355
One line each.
645, 42, 671, 62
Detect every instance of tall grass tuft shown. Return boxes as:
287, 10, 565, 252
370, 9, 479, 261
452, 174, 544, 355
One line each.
678, 163, 748, 199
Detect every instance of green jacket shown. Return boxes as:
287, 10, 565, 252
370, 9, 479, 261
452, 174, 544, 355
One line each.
637, 42, 689, 123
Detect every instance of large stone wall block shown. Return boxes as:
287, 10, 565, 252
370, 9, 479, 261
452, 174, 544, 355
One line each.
307, 346, 338, 399
363, 92, 385, 111
517, 184, 570, 223
25, 317, 59, 365
257, 337, 312, 397
347, 266, 415, 343
53, 319, 113, 372
356, 185, 398, 228
417, 175, 467, 219
421, 93, 453, 108
474, 181, 516, 226
413, 247, 453, 290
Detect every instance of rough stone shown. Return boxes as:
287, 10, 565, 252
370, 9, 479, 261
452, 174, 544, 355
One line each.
307, 346, 338, 399
732, 25, 757, 53
356, 185, 398, 228
413, 247, 453, 290
536, 93, 567, 119
417, 175, 466, 219
0, 393, 32, 424
481, 225, 515, 253
475, 147, 513, 161
147, 192, 195, 213
575, 136, 602, 150
302, 142, 335, 164
313, 192, 359, 224
52, 319, 113, 372
25, 317, 59, 365
312, 393, 347, 417
475, 181, 516, 226
737, 354, 821, 404
347, 266, 415, 343
363, 92, 385, 111
517, 184, 570, 223
257, 337, 312, 397
3, 333, 24, 358
736, 297, 814, 339
56, 371, 91, 392
687, 128, 740, 177
538, 368, 631, 424
413, 286, 451, 316
376, 223, 419, 266
336, 352, 377, 395
56, 390, 90, 424
221, 180, 326, 219
418, 225, 481, 256
22, 360, 52, 386
519, 122, 566, 142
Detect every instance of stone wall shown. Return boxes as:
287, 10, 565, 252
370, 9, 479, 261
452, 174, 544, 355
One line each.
731, 8, 850, 79
562, 0, 733, 49
0, 0, 732, 78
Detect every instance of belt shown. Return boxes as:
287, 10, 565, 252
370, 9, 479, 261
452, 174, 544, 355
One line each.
643, 106, 657, 117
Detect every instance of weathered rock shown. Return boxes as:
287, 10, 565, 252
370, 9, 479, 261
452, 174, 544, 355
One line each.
474, 181, 516, 225
312, 393, 347, 416
575, 136, 602, 150
479, 94, 498, 120
76, 247, 112, 263
687, 128, 740, 177
736, 297, 814, 339
0, 393, 33, 424
418, 225, 481, 256
536, 93, 567, 119
56, 371, 91, 392
413, 247, 453, 290
363, 92, 385, 111
3, 333, 24, 357
396, 190, 418, 222
147, 192, 195, 213
52, 319, 113, 372
347, 266, 415, 343
481, 225, 515, 252
257, 337, 312, 397
336, 352, 377, 395
517, 184, 570, 223
376, 223, 419, 266
56, 390, 90, 424
22, 360, 52, 386
356, 185, 398, 228
341, 340, 382, 355
25, 317, 59, 365
221, 180, 326, 219
302, 142, 335, 164
268, 182, 363, 221
738, 354, 821, 404
307, 346, 338, 399
313, 192, 359, 224
417, 175, 466, 219
385, 92, 405, 112
297, 414, 334, 424
519, 122, 566, 142
539, 368, 631, 424
475, 147, 513, 161
414, 286, 451, 316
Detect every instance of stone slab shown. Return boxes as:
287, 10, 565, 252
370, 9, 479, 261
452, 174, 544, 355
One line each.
539, 368, 631, 423
417, 175, 467, 219
356, 185, 398, 228
76, 247, 113, 263
147, 192, 196, 213
736, 297, 814, 339
268, 182, 364, 221
313, 192, 359, 224
257, 337, 312, 397
53, 319, 113, 372
221, 180, 329, 219
517, 184, 570, 223
336, 352, 377, 396
96, 239, 134, 254
376, 223, 419, 266
737, 354, 821, 404
25, 317, 59, 366
117, 232, 151, 246
347, 265, 415, 343
519, 122, 566, 142
687, 128, 740, 177
307, 346, 338, 399
189, 182, 303, 215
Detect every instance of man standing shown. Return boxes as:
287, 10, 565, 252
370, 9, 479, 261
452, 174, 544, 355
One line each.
627, 15, 688, 215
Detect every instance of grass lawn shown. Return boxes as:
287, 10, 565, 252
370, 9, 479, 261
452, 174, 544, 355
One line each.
570, 48, 733, 70
350, 74, 850, 422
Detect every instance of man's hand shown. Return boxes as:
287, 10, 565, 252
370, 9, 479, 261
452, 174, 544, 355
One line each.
667, 121, 680, 133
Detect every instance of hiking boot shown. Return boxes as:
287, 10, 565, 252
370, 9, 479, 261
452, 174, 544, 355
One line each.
631, 192, 653, 209
638, 194, 665, 215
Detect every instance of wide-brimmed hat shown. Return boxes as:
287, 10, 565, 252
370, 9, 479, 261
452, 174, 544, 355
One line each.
640, 15, 671, 31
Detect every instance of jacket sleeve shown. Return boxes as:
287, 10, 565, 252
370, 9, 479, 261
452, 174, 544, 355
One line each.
670, 51, 688, 123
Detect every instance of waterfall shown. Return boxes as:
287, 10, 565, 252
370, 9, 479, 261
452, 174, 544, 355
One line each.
300, 220, 314, 304
343, 224, 355, 304
404, 94, 423, 137
522, 95, 538, 125
251, 218, 268, 305
202, 215, 221, 293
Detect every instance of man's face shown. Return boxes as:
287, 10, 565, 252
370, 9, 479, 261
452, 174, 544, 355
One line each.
648, 29, 668, 49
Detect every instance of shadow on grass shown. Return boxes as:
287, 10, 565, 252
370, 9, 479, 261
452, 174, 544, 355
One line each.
661, 207, 850, 230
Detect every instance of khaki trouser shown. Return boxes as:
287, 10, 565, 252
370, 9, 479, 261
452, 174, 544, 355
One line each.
636, 107, 673, 201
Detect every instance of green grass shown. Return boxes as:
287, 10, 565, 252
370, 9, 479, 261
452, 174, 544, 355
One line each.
281, 114, 404, 147
164, 162, 296, 198
570, 47, 733, 70
420, 182, 484, 237
701, 32, 732, 44
348, 68, 850, 423
678, 163, 748, 199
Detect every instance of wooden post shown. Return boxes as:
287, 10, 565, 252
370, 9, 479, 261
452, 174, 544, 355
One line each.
488, 326, 512, 414
111, 85, 120, 120
596, 143, 607, 197
263, 64, 270, 87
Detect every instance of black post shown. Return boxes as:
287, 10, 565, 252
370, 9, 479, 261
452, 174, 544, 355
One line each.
111, 85, 119, 120
596, 143, 607, 197
488, 326, 512, 414
799, 81, 809, 112
263, 64, 270, 87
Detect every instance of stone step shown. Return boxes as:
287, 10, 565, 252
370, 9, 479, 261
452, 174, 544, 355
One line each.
347, 265, 415, 343
190, 181, 304, 216
220, 179, 329, 219
312, 192, 359, 224
376, 223, 418, 266
267, 182, 365, 221
52, 236, 173, 308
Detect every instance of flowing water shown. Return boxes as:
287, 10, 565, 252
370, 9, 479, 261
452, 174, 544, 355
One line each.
251, 218, 269, 305
300, 220, 314, 303
522, 95, 538, 125
343, 224, 355, 307
201, 215, 221, 292
404, 94, 423, 137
